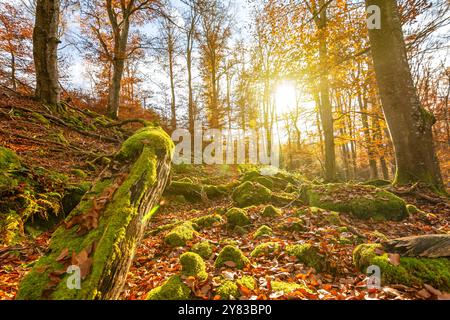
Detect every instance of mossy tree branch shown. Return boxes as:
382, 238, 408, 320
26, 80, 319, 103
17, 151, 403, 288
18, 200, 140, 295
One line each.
16, 127, 174, 300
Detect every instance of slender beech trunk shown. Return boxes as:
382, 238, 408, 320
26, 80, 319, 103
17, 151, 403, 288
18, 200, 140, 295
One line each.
366, 0, 444, 190
315, 0, 336, 181
11, 52, 17, 91
168, 36, 177, 130
33, 0, 60, 105
358, 93, 379, 179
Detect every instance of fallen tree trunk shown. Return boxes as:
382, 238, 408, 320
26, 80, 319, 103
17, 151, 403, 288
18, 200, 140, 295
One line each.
16, 126, 174, 300
383, 234, 450, 258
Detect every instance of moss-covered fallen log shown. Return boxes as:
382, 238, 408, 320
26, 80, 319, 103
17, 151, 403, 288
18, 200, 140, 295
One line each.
302, 183, 409, 221
16, 126, 174, 300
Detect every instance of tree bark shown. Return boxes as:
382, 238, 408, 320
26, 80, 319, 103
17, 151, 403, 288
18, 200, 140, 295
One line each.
17, 127, 174, 300
33, 0, 61, 105
366, 0, 444, 191
315, 0, 336, 182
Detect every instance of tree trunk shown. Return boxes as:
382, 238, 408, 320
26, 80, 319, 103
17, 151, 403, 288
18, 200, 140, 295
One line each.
17, 127, 174, 300
33, 0, 60, 105
366, 0, 444, 191
316, 0, 336, 182
11, 52, 17, 91
358, 94, 378, 179
168, 40, 177, 130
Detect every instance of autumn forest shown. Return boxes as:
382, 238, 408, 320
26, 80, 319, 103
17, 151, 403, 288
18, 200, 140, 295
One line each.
0, 0, 449, 303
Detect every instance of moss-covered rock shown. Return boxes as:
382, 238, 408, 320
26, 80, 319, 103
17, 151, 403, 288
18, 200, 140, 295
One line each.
231, 181, 271, 208
233, 225, 247, 235
324, 211, 342, 226
70, 169, 87, 179
253, 225, 273, 239
237, 276, 256, 290
215, 280, 239, 299
191, 241, 214, 259
147, 275, 191, 300
362, 179, 392, 187
164, 222, 196, 247
304, 184, 408, 221
191, 214, 223, 229
353, 244, 450, 291
225, 208, 250, 227
279, 217, 306, 232
271, 281, 311, 294
286, 244, 327, 272
262, 205, 282, 218
0, 146, 21, 191
0, 146, 21, 171
180, 252, 208, 281
250, 242, 281, 257
215, 245, 250, 269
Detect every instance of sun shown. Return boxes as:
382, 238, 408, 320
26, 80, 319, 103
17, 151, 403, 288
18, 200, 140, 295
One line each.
275, 81, 297, 115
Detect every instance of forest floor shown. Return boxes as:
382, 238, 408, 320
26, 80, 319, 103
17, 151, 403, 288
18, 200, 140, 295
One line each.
0, 90, 449, 300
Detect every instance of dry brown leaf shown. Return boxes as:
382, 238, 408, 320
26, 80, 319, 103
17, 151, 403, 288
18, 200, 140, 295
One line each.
388, 253, 400, 266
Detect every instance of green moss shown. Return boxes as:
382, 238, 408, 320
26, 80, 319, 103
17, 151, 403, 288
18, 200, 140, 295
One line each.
362, 180, 392, 187
286, 244, 327, 272
180, 252, 208, 281
271, 281, 311, 294
116, 126, 174, 161
216, 280, 239, 299
306, 184, 409, 221
253, 225, 273, 239
232, 181, 271, 208
148, 220, 182, 236
31, 112, 50, 126
191, 214, 223, 229
225, 208, 250, 227
250, 242, 280, 257
191, 241, 214, 259
261, 205, 282, 218
147, 275, 191, 300
233, 225, 247, 235
255, 176, 274, 189
237, 276, 256, 290
0, 146, 21, 171
279, 218, 306, 232
324, 211, 342, 226
353, 244, 450, 291
215, 245, 250, 269
164, 222, 196, 247
17, 127, 174, 300
71, 169, 88, 179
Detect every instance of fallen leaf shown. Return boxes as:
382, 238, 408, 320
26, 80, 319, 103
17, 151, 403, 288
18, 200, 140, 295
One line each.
223, 261, 237, 268
388, 253, 400, 266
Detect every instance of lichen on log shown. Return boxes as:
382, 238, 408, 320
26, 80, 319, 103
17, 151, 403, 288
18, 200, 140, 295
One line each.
16, 126, 174, 300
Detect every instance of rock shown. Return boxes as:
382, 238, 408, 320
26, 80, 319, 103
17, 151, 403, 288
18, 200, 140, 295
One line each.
250, 242, 281, 257
353, 243, 450, 292
225, 208, 250, 227
231, 181, 271, 207
215, 245, 250, 269
303, 183, 409, 221
180, 252, 208, 281
147, 275, 191, 300
253, 225, 273, 239
271, 281, 311, 294
164, 222, 196, 247
261, 205, 282, 218
191, 214, 223, 229
191, 241, 214, 260
215, 280, 239, 299
286, 243, 327, 272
